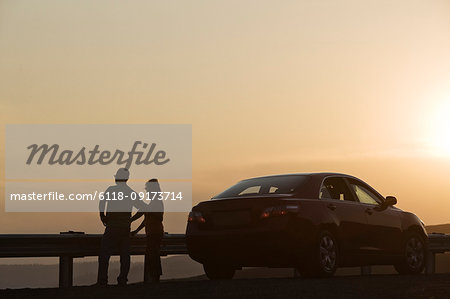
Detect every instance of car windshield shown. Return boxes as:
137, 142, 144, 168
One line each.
212, 175, 310, 199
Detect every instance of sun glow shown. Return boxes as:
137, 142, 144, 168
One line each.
427, 100, 450, 156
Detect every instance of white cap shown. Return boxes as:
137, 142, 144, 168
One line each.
114, 168, 129, 181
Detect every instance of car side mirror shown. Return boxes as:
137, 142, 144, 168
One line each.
385, 196, 397, 206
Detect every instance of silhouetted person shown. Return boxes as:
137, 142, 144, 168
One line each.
97, 168, 147, 286
131, 179, 164, 283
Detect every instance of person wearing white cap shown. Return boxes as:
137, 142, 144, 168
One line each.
97, 168, 147, 287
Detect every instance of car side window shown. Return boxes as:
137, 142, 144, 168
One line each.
348, 181, 381, 205
238, 186, 260, 196
320, 177, 355, 201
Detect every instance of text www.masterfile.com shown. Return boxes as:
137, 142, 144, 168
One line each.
9, 191, 185, 201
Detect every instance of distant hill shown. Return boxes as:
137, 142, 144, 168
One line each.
426, 223, 450, 234
0, 256, 203, 289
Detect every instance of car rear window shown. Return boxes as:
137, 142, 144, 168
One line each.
212, 175, 310, 199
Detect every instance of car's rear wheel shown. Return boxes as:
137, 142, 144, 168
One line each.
394, 233, 426, 275
203, 263, 235, 280
300, 230, 338, 278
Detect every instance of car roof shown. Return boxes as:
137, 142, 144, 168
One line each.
243, 172, 358, 181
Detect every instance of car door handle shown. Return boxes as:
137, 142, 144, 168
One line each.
365, 208, 373, 215
327, 203, 337, 211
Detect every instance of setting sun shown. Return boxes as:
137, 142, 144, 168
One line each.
427, 100, 450, 156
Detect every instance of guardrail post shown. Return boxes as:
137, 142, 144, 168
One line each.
360, 266, 371, 275
425, 251, 435, 274
59, 255, 73, 287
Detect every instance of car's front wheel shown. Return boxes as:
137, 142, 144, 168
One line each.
394, 233, 426, 275
203, 263, 235, 280
300, 230, 338, 278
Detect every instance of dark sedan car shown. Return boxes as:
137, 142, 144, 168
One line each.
186, 173, 427, 279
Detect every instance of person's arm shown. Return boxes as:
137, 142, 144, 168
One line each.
130, 211, 144, 222
99, 187, 109, 226
132, 192, 149, 211
99, 212, 107, 226
131, 219, 145, 236
130, 189, 149, 219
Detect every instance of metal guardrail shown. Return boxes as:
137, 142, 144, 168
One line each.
426, 233, 450, 274
0, 231, 187, 257
0, 232, 448, 288
0, 231, 187, 287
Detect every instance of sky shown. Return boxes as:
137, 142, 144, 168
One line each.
1, 0, 450, 235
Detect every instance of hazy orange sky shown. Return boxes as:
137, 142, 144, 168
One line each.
1, 0, 450, 234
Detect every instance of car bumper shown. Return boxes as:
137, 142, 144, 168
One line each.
186, 220, 316, 267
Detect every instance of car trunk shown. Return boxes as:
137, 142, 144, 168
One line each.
194, 195, 293, 230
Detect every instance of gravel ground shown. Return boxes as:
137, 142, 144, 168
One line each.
1, 274, 449, 299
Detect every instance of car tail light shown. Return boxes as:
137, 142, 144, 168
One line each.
188, 211, 206, 223
260, 205, 299, 219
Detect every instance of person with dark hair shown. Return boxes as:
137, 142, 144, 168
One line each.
131, 178, 164, 283
97, 168, 147, 287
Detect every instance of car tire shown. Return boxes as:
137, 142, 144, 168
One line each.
394, 232, 426, 275
300, 230, 338, 278
203, 263, 235, 280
